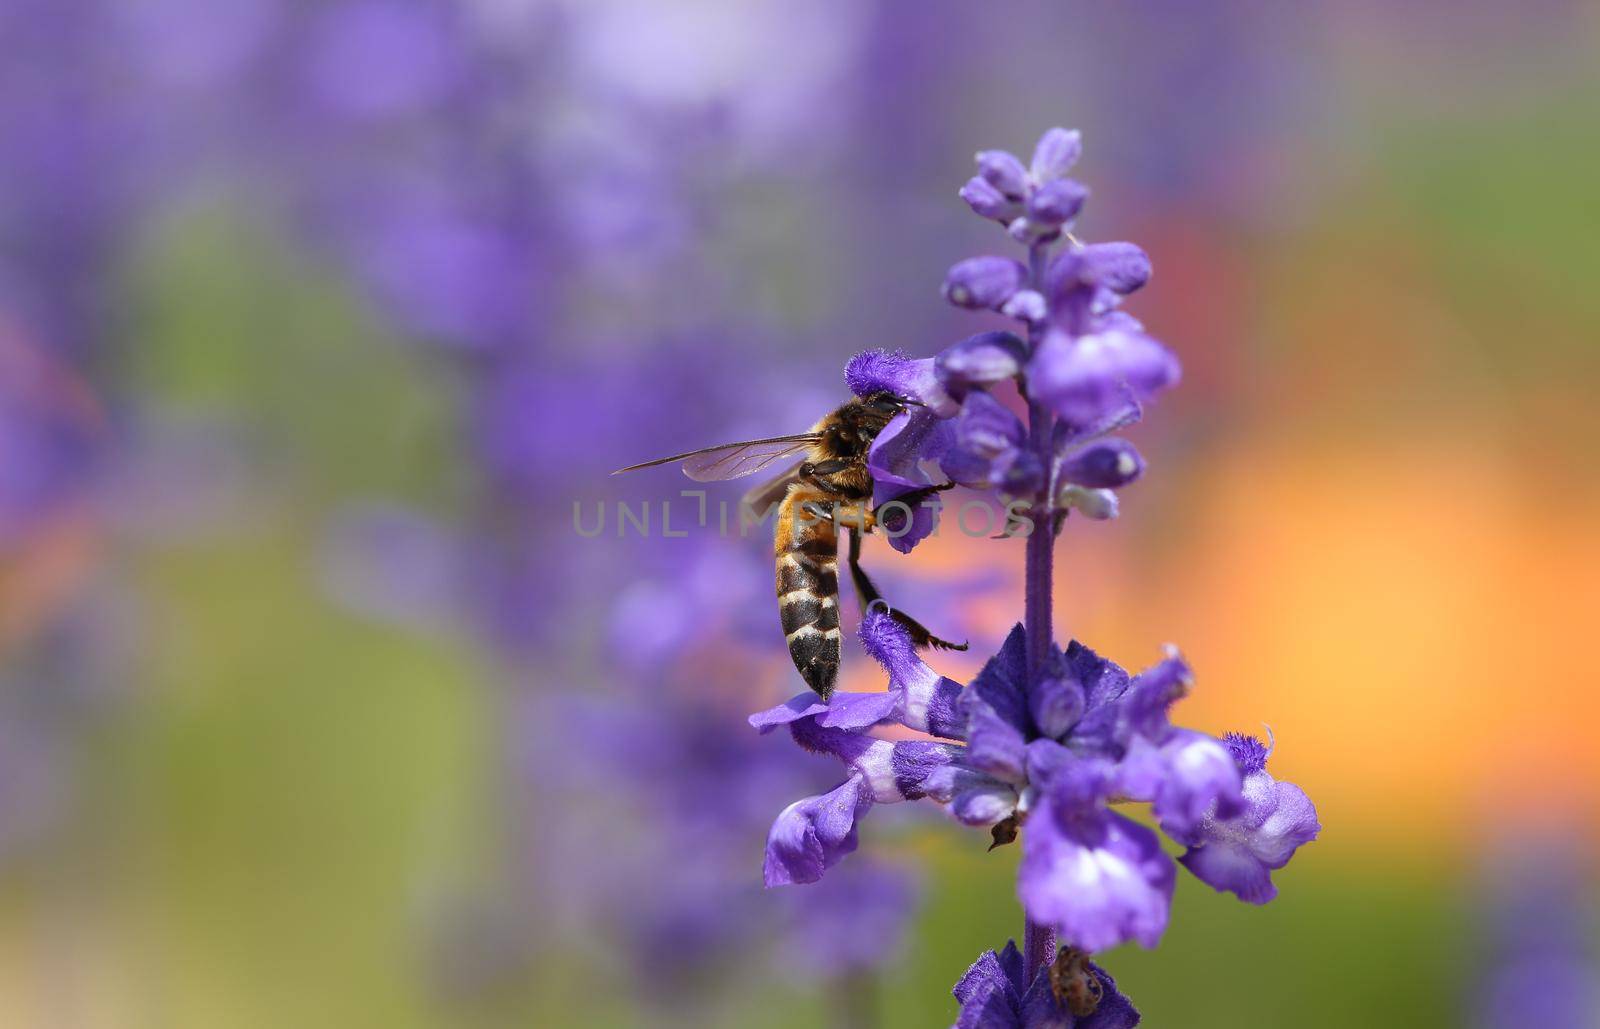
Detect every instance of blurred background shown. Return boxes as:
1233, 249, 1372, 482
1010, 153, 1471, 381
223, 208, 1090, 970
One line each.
2, 1, 1598, 1026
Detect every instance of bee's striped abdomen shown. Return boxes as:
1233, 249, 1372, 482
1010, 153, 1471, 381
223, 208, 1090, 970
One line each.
776, 493, 841, 698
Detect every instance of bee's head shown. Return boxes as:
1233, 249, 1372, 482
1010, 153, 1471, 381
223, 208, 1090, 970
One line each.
862, 390, 915, 418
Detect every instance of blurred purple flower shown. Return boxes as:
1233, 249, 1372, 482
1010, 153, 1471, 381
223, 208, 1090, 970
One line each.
1473, 838, 1600, 1029
302, 0, 460, 122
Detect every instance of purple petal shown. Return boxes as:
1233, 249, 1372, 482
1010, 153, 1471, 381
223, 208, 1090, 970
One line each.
1178, 771, 1320, 904
1060, 439, 1144, 490
887, 740, 969, 802
1080, 966, 1142, 1029
868, 409, 954, 495
1000, 289, 1047, 324
954, 971, 1018, 1027
966, 700, 1029, 783
1123, 731, 1245, 841
963, 624, 1030, 733
1117, 651, 1193, 744
748, 690, 899, 734
877, 486, 943, 555
953, 948, 1012, 1007
1030, 128, 1083, 183
858, 611, 966, 739
960, 176, 1022, 222
1027, 327, 1179, 426
1029, 655, 1086, 740
1020, 807, 1176, 952
789, 720, 968, 806
1080, 242, 1152, 295
935, 331, 1027, 397
993, 940, 1028, 993
940, 446, 997, 491
955, 391, 1027, 456
949, 782, 1020, 827
1027, 179, 1088, 226
1071, 641, 1131, 709
844, 350, 955, 413
943, 256, 1027, 311
1026, 741, 1112, 811
868, 409, 955, 554
764, 776, 870, 886
1178, 838, 1276, 905
975, 149, 1029, 199
1053, 399, 1144, 451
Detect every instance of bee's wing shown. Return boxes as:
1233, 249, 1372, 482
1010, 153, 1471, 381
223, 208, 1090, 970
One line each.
741, 460, 804, 512
613, 434, 820, 482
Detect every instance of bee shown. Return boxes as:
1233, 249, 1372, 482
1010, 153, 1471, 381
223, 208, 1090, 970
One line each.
615, 390, 965, 698
1049, 946, 1103, 1018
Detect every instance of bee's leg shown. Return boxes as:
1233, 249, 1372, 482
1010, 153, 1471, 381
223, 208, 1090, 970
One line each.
870, 481, 957, 534
846, 528, 968, 651
797, 462, 874, 530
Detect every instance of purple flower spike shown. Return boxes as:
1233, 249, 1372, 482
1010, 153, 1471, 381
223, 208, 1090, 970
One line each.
1031, 128, 1084, 183
943, 256, 1028, 311
953, 939, 1140, 1029
1059, 439, 1144, 490
765, 777, 869, 886
1176, 734, 1320, 903
1028, 179, 1089, 227
976, 149, 1030, 199
750, 127, 1320, 1010
935, 331, 1027, 397
961, 176, 1023, 222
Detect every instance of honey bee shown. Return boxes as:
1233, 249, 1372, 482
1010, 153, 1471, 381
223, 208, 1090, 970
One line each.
1049, 946, 1104, 1018
615, 390, 965, 697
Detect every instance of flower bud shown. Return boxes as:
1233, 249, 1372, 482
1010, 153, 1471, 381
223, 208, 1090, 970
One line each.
1030, 127, 1082, 182
1027, 178, 1088, 226
995, 450, 1044, 500
935, 330, 1026, 396
954, 391, 1024, 457
1060, 485, 1119, 520
1060, 438, 1144, 489
959, 176, 1021, 221
942, 256, 1026, 310
1080, 241, 1152, 294
975, 149, 1029, 199
1030, 661, 1086, 739
1000, 289, 1046, 324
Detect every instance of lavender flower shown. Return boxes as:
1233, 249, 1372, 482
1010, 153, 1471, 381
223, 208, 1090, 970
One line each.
755, 127, 1319, 1021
